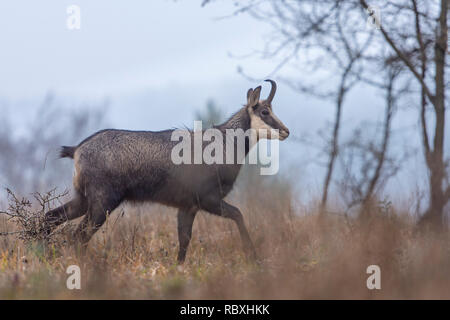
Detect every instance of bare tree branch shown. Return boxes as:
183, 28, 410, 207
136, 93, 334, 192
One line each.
359, 0, 436, 106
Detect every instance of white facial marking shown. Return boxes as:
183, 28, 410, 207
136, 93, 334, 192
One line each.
248, 105, 284, 140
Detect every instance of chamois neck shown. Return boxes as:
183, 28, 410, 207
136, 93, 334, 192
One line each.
215, 106, 253, 157
216, 107, 250, 131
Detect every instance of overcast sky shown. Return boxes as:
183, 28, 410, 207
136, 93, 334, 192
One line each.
0, 1, 432, 205
0, 1, 311, 128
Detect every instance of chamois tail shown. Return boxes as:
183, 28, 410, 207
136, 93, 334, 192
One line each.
60, 146, 76, 159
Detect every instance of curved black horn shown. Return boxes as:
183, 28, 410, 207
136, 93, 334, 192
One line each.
265, 79, 277, 103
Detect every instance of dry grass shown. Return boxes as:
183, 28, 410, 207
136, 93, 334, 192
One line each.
1, 188, 450, 300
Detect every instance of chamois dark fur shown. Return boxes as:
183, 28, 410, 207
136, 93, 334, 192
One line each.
44, 80, 289, 263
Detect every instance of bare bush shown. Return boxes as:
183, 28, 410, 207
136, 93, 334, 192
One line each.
0, 188, 73, 244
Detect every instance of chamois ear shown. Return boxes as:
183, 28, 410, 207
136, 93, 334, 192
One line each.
247, 88, 253, 103
247, 86, 261, 107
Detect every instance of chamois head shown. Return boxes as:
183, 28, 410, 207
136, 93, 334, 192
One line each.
246, 79, 290, 141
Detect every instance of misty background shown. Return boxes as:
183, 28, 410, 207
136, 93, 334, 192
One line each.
0, 1, 442, 213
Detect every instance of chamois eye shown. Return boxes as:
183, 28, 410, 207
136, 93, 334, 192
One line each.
261, 109, 269, 116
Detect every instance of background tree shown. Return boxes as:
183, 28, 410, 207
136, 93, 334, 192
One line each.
195, 99, 224, 129
0, 94, 107, 196
206, 0, 449, 227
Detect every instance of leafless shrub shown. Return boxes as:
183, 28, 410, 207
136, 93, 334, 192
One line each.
0, 188, 73, 244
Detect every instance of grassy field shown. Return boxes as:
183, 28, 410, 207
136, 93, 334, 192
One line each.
1, 187, 450, 300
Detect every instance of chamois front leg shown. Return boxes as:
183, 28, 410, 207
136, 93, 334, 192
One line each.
202, 198, 257, 260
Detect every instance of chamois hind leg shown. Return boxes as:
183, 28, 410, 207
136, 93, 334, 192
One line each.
177, 207, 198, 264
201, 198, 257, 260
73, 191, 122, 249
44, 193, 88, 233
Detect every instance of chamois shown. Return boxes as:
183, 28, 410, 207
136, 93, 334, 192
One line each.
44, 80, 290, 263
